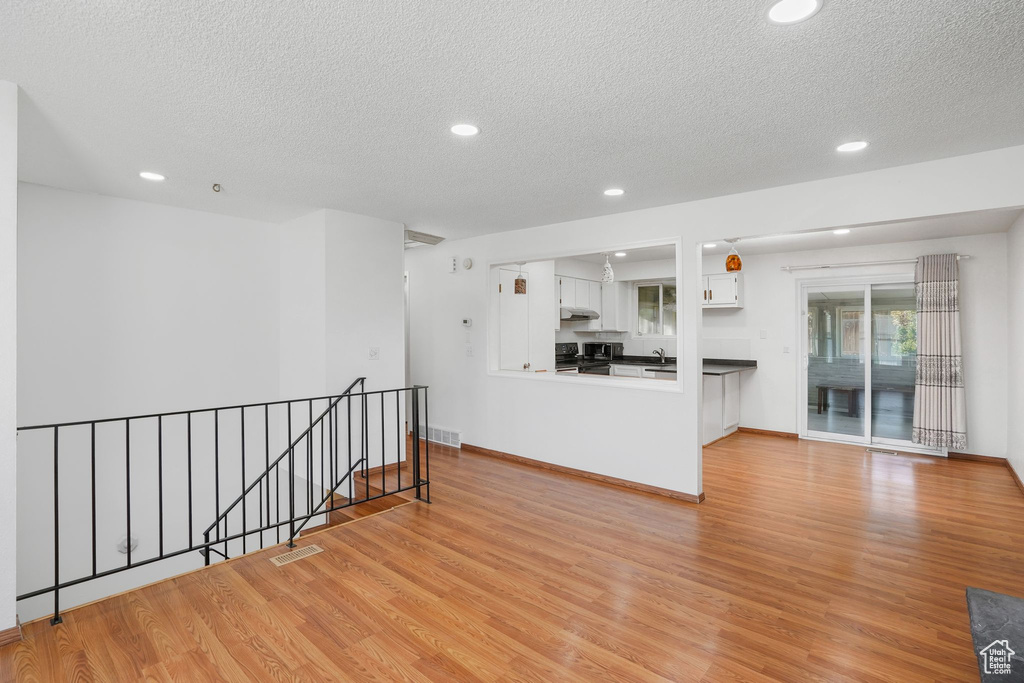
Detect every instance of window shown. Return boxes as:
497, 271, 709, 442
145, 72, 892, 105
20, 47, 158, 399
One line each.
636, 282, 676, 337
838, 307, 863, 358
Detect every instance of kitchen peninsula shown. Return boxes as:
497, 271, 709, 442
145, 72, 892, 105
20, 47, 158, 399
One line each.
702, 359, 756, 445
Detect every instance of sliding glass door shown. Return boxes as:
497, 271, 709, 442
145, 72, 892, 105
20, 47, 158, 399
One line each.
805, 287, 867, 440
802, 279, 925, 450
869, 284, 917, 445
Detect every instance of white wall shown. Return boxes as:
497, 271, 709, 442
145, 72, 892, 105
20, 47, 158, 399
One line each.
702, 232, 1009, 457
407, 145, 1024, 498
0, 81, 19, 633
1008, 214, 1024, 479
18, 183, 282, 423
278, 210, 328, 399
324, 209, 406, 394
15, 189, 408, 622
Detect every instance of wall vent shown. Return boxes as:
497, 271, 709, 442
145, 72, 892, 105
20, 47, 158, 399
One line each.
269, 544, 324, 567
417, 424, 462, 448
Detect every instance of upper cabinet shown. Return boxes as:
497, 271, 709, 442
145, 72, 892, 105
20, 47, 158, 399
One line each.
554, 276, 625, 332
600, 281, 629, 332
587, 281, 603, 330
703, 273, 743, 309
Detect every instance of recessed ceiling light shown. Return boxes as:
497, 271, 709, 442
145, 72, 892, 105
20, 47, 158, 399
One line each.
833, 229, 851, 235
836, 141, 869, 152
767, 0, 822, 24
603, 188, 624, 196
450, 124, 479, 136
139, 171, 165, 181
614, 252, 627, 257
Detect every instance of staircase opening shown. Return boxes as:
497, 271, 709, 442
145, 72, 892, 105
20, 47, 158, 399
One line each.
15, 378, 432, 625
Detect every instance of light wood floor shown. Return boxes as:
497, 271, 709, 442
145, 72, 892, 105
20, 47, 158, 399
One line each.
3, 433, 1024, 681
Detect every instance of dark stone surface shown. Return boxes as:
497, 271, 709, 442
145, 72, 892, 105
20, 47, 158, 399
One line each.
966, 587, 1024, 681
703, 358, 757, 368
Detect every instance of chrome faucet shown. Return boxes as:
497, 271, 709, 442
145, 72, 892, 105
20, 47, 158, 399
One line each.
653, 348, 666, 364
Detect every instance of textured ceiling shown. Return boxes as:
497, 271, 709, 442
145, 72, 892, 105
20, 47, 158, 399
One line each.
575, 245, 677, 264
703, 207, 1024, 256
3, 1, 1024, 238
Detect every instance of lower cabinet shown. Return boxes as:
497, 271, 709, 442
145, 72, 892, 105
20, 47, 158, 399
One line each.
702, 373, 740, 446
611, 365, 643, 377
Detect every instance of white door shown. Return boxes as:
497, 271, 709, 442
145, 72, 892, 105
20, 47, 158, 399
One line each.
499, 269, 530, 371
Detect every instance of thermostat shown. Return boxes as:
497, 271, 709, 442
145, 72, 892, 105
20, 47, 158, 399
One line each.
462, 318, 472, 327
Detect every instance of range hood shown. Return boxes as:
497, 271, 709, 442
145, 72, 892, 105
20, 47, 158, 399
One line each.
560, 307, 600, 322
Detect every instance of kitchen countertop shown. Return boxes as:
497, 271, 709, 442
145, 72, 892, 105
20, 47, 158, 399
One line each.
702, 359, 757, 376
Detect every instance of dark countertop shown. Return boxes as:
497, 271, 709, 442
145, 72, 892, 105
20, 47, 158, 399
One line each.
556, 357, 756, 376
702, 358, 757, 376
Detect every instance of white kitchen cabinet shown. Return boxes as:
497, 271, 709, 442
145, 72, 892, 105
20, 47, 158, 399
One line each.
600, 281, 629, 332
587, 281, 603, 330
703, 371, 741, 445
702, 375, 724, 445
575, 279, 590, 309
557, 276, 576, 309
723, 372, 740, 431
703, 273, 743, 309
611, 365, 642, 377
554, 278, 562, 329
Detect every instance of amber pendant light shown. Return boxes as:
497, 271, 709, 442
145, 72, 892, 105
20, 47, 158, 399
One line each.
725, 240, 742, 272
514, 264, 527, 294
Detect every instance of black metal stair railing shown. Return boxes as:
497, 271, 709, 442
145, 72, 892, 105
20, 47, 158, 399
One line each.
15, 379, 431, 626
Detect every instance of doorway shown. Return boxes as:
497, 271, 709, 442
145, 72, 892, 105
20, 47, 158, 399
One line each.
799, 277, 933, 452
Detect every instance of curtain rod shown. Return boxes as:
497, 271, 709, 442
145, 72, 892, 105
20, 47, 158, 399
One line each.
780, 255, 971, 272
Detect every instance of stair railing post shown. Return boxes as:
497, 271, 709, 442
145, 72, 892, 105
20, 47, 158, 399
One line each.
203, 530, 210, 567
412, 388, 422, 501
51, 426, 62, 625
288, 402, 296, 547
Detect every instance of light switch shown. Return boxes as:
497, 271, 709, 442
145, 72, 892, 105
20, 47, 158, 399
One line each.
783, 346, 791, 354
760, 329, 768, 339
369, 347, 380, 360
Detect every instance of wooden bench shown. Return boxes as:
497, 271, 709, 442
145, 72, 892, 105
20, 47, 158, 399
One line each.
816, 385, 915, 417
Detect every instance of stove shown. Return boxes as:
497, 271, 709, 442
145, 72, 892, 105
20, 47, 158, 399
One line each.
555, 342, 622, 375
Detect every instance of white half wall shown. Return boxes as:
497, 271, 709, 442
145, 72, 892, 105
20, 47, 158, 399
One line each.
702, 232, 1009, 457
0, 80, 19, 633
407, 145, 1024, 499
1008, 213, 1024, 481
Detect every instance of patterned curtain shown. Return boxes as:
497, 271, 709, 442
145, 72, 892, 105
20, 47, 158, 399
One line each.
912, 254, 967, 449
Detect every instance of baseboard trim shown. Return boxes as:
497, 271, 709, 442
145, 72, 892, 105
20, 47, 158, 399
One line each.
0, 618, 22, 647
703, 434, 734, 447
737, 427, 799, 439
948, 451, 1006, 465
1007, 460, 1024, 498
461, 443, 704, 504
946, 452, 1024, 498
